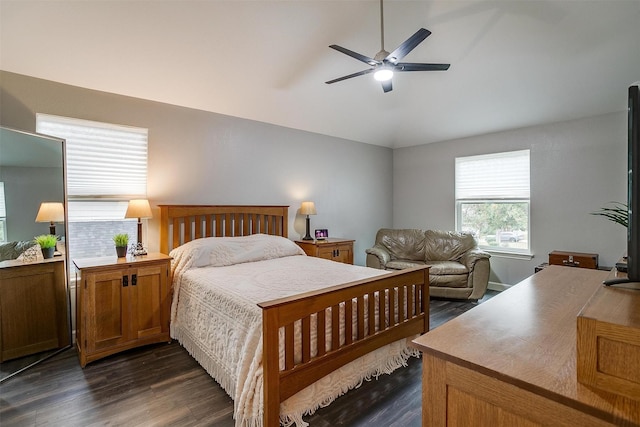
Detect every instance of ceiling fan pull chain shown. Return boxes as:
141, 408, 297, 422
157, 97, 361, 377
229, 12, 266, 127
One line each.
379, 0, 385, 51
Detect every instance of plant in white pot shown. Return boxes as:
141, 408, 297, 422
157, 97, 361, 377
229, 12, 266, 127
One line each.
113, 233, 129, 258
34, 234, 58, 259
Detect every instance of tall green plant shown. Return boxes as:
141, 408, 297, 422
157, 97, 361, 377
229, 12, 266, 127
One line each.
590, 202, 628, 228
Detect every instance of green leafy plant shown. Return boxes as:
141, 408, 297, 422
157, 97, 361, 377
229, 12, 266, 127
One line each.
34, 234, 58, 249
590, 202, 628, 228
112, 233, 130, 247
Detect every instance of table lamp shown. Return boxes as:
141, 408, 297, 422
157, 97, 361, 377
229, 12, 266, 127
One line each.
300, 201, 317, 241
35, 202, 64, 235
125, 199, 152, 256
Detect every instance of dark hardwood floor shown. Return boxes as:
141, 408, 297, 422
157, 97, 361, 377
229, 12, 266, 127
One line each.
0, 291, 497, 427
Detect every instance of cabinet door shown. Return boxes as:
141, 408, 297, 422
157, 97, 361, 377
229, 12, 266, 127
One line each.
333, 244, 353, 264
0, 262, 65, 361
316, 245, 337, 261
317, 244, 353, 264
129, 263, 168, 340
87, 269, 130, 352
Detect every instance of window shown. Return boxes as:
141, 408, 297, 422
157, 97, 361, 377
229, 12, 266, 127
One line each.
0, 182, 6, 242
36, 114, 148, 264
455, 150, 530, 255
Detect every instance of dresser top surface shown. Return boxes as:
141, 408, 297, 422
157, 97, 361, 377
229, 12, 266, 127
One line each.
413, 266, 611, 400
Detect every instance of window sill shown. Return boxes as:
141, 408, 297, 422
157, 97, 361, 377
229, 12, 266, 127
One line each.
484, 249, 534, 260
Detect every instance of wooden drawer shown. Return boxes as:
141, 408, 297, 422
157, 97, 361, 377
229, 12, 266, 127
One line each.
549, 250, 598, 269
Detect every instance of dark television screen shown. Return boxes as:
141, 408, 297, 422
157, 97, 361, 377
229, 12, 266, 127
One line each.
627, 84, 640, 282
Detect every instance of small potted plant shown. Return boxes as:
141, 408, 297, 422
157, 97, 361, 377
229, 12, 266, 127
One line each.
113, 233, 129, 258
34, 234, 58, 259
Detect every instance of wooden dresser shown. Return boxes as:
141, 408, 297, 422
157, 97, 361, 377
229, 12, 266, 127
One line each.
412, 265, 640, 426
0, 257, 69, 362
74, 253, 171, 367
295, 238, 354, 264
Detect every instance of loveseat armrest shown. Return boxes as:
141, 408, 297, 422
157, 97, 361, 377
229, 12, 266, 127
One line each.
460, 248, 491, 300
459, 248, 491, 270
366, 245, 391, 269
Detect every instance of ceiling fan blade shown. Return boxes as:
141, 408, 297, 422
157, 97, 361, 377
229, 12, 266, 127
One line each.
395, 62, 450, 71
386, 28, 431, 63
382, 79, 393, 93
326, 68, 375, 84
329, 45, 378, 66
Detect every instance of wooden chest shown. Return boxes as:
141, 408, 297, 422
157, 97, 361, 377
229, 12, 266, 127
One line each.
549, 250, 598, 269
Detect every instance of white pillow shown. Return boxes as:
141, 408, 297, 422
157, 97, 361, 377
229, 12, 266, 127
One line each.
170, 234, 305, 269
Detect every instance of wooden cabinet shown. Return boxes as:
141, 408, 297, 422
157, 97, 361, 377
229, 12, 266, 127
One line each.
412, 266, 640, 426
577, 268, 640, 401
0, 257, 69, 362
295, 238, 354, 264
74, 253, 171, 367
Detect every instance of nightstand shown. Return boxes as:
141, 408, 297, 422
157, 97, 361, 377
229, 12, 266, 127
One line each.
0, 257, 69, 362
295, 238, 354, 264
73, 253, 171, 367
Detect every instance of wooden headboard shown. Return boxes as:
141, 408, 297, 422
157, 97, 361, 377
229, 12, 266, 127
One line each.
158, 205, 289, 254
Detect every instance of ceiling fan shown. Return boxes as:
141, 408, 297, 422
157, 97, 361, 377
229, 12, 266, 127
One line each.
325, 0, 450, 93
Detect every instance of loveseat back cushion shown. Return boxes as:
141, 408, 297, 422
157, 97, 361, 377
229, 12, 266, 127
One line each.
375, 228, 425, 261
424, 230, 477, 261
0, 240, 37, 261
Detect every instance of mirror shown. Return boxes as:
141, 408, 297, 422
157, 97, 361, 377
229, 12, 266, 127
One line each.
0, 126, 71, 382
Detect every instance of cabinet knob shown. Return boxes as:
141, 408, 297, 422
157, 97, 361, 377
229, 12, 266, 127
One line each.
132, 274, 137, 286
123, 275, 128, 287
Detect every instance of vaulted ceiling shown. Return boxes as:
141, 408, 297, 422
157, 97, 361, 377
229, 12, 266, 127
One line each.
1, 1, 639, 148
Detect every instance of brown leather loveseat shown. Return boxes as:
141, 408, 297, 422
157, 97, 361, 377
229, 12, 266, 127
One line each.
365, 228, 491, 300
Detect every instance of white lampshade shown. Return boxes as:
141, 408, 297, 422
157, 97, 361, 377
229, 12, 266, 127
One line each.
300, 201, 317, 216
35, 202, 65, 223
125, 199, 152, 219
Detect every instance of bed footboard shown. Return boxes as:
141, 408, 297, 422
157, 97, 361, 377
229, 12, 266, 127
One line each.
258, 266, 430, 426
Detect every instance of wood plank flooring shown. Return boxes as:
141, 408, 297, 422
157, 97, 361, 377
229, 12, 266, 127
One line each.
0, 292, 496, 427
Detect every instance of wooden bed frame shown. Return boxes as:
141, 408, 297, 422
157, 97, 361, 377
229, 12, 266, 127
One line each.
158, 205, 429, 426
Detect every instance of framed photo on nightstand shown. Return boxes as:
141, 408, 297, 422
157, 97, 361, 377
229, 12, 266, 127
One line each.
315, 229, 328, 240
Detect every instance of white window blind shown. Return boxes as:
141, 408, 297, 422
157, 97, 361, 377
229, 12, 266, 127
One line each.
36, 114, 148, 199
456, 150, 530, 200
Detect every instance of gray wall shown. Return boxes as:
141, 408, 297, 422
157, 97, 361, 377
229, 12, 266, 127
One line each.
0, 70, 393, 266
2, 70, 628, 289
1, 165, 65, 241
394, 112, 627, 286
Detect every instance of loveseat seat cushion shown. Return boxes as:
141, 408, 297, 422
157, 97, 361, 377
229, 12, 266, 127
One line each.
375, 228, 425, 261
426, 260, 469, 288
425, 260, 469, 275
385, 259, 427, 270
424, 230, 476, 262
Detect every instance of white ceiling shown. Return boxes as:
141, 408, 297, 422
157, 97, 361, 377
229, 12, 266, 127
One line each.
1, 1, 639, 148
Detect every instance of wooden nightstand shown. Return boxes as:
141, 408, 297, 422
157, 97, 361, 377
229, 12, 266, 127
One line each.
73, 253, 171, 367
0, 257, 69, 362
295, 238, 354, 264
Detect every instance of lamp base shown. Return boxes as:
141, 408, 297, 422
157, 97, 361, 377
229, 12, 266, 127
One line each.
302, 216, 314, 240
132, 242, 147, 256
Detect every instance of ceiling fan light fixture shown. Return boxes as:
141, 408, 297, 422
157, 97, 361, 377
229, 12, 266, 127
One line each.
374, 68, 393, 81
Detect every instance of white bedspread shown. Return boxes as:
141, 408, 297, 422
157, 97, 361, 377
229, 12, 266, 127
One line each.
170, 235, 419, 427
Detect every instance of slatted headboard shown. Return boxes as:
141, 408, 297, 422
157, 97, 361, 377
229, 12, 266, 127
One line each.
158, 205, 289, 254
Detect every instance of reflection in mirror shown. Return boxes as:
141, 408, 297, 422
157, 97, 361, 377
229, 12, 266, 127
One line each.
0, 126, 71, 382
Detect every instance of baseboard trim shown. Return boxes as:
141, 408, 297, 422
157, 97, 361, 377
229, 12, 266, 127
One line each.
488, 281, 512, 292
